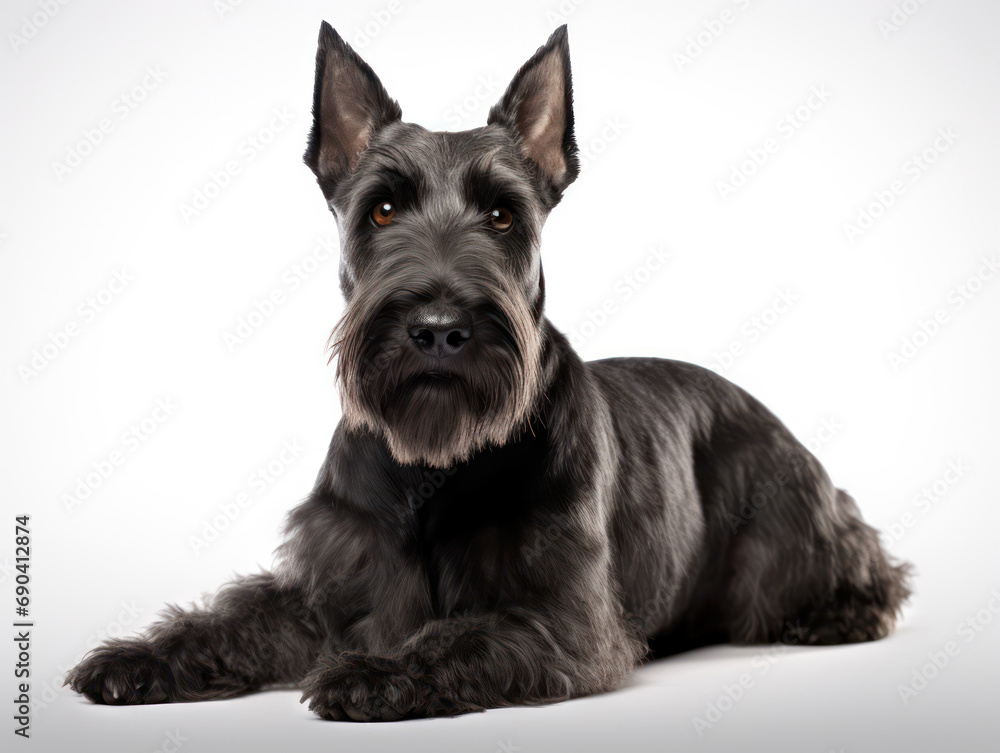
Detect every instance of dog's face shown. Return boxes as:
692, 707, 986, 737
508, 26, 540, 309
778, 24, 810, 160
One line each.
304, 23, 579, 468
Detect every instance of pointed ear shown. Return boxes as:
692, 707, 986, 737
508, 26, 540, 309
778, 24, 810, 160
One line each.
487, 25, 579, 199
304, 22, 402, 199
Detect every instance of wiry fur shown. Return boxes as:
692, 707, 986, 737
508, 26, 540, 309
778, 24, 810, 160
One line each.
66, 23, 911, 721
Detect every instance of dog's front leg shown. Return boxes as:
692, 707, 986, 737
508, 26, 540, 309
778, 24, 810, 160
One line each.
66, 573, 323, 704
301, 606, 641, 721
300, 522, 646, 721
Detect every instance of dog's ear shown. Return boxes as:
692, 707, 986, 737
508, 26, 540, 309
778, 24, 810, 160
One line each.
488, 25, 579, 198
304, 21, 402, 198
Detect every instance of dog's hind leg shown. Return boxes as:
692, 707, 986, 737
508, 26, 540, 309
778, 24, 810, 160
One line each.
66, 572, 323, 704
785, 487, 912, 645
724, 485, 912, 646
694, 389, 912, 646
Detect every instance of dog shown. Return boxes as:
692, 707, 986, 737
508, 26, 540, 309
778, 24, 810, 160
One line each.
67, 23, 911, 721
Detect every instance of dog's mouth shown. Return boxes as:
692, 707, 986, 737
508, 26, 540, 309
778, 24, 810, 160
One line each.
395, 370, 466, 394
415, 370, 459, 383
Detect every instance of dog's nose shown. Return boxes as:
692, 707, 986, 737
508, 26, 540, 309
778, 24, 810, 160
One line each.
406, 304, 473, 357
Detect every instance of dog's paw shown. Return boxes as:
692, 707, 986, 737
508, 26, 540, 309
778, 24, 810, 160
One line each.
300, 652, 423, 721
65, 639, 174, 705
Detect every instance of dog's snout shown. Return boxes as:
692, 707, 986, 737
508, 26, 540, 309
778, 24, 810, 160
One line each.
406, 304, 473, 356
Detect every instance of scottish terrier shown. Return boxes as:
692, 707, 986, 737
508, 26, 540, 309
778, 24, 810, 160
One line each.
67, 23, 911, 721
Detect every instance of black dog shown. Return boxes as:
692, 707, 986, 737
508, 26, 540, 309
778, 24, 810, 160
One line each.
67, 23, 911, 721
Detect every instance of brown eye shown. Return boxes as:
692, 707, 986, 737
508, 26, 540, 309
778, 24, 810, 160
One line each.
489, 207, 513, 232
372, 201, 395, 226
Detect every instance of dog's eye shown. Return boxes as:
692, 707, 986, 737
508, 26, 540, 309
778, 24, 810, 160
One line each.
488, 207, 513, 232
371, 202, 396, 227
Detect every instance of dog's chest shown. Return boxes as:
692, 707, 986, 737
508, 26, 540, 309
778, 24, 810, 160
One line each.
416, 484, 524, 615
414, 436, 546, 615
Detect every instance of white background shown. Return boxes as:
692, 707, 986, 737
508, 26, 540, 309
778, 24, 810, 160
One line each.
2, 0, 999, 751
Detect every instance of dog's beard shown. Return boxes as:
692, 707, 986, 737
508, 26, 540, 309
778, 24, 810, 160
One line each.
380, 374, 501, 467
331, 291, 543, 468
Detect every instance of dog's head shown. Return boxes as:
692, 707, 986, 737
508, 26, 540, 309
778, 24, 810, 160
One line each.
304, 22, 578, 468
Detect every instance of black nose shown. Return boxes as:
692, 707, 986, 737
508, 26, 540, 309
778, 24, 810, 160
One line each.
406, 304, 473, 357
